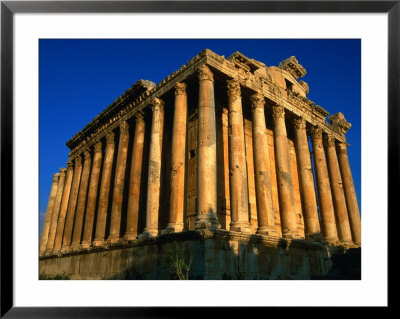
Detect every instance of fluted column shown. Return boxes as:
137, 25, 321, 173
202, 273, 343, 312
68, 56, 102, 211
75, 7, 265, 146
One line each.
324, 135, 353, 245
250, 93, 278, 236
226, 79, 251, 233
164, 82, 188, 234
272, 104, 299, 239
45, 168, 66, 253
337, 142, 361, 245
61, 156, 83, 252
53, 161, 74, 253
139, 99, 164, 238
310, 127, 339, 244
195, 65, 220, 230
293, 117, 322, 241
124, 113, 146, 240
71, 150, 92, 250
108, 121, 130, 244
39, 173, 59, 255
93, 132, 115, 246
81, 141, 103, 248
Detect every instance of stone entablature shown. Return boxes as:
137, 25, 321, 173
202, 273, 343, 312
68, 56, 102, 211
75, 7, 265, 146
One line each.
40, 49, 361, 263
66, 49, 346, 159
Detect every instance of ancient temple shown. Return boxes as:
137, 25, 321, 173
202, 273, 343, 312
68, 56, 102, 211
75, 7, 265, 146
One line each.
39, 49, 361, 280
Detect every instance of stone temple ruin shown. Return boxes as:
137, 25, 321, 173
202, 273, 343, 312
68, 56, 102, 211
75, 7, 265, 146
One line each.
39, 49, 361, 279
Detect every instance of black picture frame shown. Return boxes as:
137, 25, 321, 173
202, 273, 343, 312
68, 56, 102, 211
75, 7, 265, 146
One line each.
1, 1, 395, 317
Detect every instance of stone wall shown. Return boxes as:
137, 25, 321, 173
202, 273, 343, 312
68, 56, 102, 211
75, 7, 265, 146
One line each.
39, 230, 334, 280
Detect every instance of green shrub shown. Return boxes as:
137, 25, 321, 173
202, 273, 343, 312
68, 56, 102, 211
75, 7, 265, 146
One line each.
166, 241, 192, 280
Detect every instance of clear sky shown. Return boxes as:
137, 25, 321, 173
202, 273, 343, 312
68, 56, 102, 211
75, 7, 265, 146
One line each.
39, 39, 361, 235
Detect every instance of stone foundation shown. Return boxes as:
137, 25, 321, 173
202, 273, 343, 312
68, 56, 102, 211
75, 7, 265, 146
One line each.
39, 229, 339, 280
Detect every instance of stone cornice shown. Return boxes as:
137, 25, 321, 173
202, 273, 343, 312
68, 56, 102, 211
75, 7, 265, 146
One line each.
66, 79, 155, 150
68, 50, 208, 158
205, 49, 346, 143
67, 48, 348, 157
278, 56, 307, 79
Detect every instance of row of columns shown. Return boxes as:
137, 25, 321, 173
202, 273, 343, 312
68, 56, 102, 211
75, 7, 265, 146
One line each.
192, 65, 360, 245
40, 64, 361, 256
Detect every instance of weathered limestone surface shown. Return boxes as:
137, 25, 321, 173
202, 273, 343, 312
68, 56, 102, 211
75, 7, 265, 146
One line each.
45, 168, 66, 253
61, 156, 82, 252
250, 93, 278, 236
140, 98, 164, 238
226, 80, 251, 233
310, 127, 339, 244
337, 143, 361, 245
53, 162, 74, 253
195, 65, 220, 230
81, 142, 103, 248
292, 118, 322, 241
40, 173, 60, 255
108, 121, 130, 244
272, 104, 299, 239
164, 82, 188, 234
39, 230, 333, 280
324, 135, 353, 245
71, 150, 92, 250
93, 132, 115, 246
124, 114, 146, 240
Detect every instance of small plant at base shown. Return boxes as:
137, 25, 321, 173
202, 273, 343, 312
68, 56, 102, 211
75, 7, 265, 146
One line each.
166, 241, 193, 280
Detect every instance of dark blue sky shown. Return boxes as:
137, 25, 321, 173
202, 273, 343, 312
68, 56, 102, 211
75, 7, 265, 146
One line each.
39, 39, 361, 234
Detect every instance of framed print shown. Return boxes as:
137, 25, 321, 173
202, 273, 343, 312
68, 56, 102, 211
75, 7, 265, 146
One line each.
1, 0, 396, 317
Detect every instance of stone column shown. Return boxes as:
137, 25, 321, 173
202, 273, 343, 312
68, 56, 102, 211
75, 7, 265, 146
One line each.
53, 161, 74, 253
324, 135, 353, 245
164, 82, 188, 234
195, 65, 220, 230
108, 121, 130, 244
226, 79, 251, 233
71, 150, 92, 250
61, 156, 83, 252
81, 141, 103, 248
272, 104, 299, 239
337, 142, 361, 245
292, 117, 322, 241
139, 99, 164, 239
39, 172, 59, 255
93, 132, 115, 246
124, 113, 146, 240
45, 168, 66, 253
310, 127, 339, 244
250, 93, 278, 236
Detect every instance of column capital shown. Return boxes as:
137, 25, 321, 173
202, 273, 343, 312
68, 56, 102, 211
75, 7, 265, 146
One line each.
106, 131, 115, 145
336, 142, 348, 155
83, 149, 92, 159
74, 155, 82, 166
198, 64, 214, 82
310, 126, 323, 140
135, 111, 145, 123
53, 172, 60, 181
323, 134, 336, 148
226, 79, 241, 98
94, 141, 103, 153
175, 82, 187, 95
292, 117, 306, 131
120, 121, 129, 134
272, 104, 285, 120
59, 168, 67, 176
250, 93, 265, 109
151, 98, 164, 112
66, 161, 73, 169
